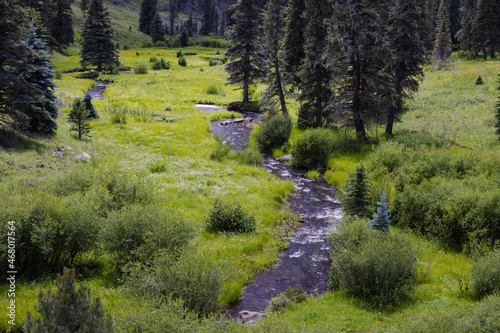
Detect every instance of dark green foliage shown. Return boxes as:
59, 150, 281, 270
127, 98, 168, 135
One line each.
254, 114, 292, 153
205, 198, 256, 233
150, 12, 164, 43
134, 62, 148, 74
80, 0, 119, 71
178, 56, 187, 66
201, 0, 217, 35
50, 0, 74, 47
283, 0, 306, 85
23, 268, 113, 332
434, 0, 452, 67
84, 93, 98, 119
20, 21, 58, 134
151, 57, 170, 70
179, 23, 190, 47
368, 192, 391, 231
268, 285, 308, 312
476, 75, 484, 85
343, 164, 371, 217
81, 0, 89, 18
456, 296, 500, 332
291, 128, 336, 168
471, 250, 500, 298
225, 0, 265, 103
472, 0, 500, 59
233, 149, 263, 166
496, 75, 500, 139
177, 49, 183, 58
329, 220, 418, 310
456, 0, 477, 56
139, 0, 157, 35
68, 97, 91, 139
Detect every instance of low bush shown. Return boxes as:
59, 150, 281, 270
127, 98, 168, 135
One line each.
208, 59, 220, 66
176, 50, 183, 58
456, 295, 500, 332
205, 84, 223, 95
151, 57, 171, 70
210, 134, 231, 161
54, 70, 62, 79
178, 56, 187, 67
393, 130, 445, 148
268, 285, 307, 312
205, 198, 256, 233
470, 249, 500, 299
233, 149, 263, 166
291, 128, 336, 168
254, 114, 292, 154
134, 63, 148, 74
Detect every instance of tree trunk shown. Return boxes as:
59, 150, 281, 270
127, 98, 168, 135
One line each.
273, 33, 287, 115
315, 69, 322, 128
352, 2, 366, 141
385, 106, 395, 136
243, 75, 249, 103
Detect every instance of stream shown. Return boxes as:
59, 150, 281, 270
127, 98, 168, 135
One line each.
87, 81, 113, 101
208, 107, 343, 320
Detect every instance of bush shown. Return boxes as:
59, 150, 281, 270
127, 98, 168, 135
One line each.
101, 205, 194, 267
205, 198, 257, 233
208, 59, 220, 66
176, 50, 183, 58
151, 57, 171, 70
254, 114, 292, 154
210, 134, 231, 161
470, 250, 500, 299
268, 293, 292, 312
205, 84, 223, 95
456, 295, 500, 332
330, 222, 418, 309
268, 285, 307, 312
233, 149, 263, 166
54, 70, 62, 79
393, 130, 445, 149
178, 56, 187, 67
134, 63, 148, 74
291, 128, 336, 168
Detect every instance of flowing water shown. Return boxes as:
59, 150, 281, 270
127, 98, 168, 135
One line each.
87, 81, 113, 101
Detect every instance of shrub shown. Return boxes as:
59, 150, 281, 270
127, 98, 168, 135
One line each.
54, 70, 62, 79
178, 56, 187, 67
176, 50, 183, 58
268, 285, 307, 313
209, 59, 220, 66
134, 63, 148, 74
291, 128, 336, 168
109, 105, 127, 126
23, 268, 113, 332
475, 75, 484, 85
151, 57, 171, 70
393, 130, 445, 148
456, 295, 500, 332
205, 84, 223, 95
470, 250, 500, 299
268, 293, 292, 312
233, 149, 263, 166
342, 164, 371, 217
254, 114, 292, 153
205, 198, 257, 233
210, 134, 231, 161
101, 205, 194, 267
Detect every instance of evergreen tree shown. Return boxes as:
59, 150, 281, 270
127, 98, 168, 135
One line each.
495, 74, 500, 140
449, 0, 462, 46
186, 11, 194, 36
168, 0, 178, 35
80, 0, 119, 72
368, 192, 391, 231
20, 21, 58, 134
297, 0, 332, 129
472, 0, 500, 59
84, 93, 98, 119
385, 0, 427, 136
201, 0, 216, 35
283, 0, 306, 86
150, 12, 165, 42
23, 268, 113, 332
456, 0, 478, 56
81, 0, 89, 18
68, 98, 91, 139
139, 0, 157, 35
434, 0, 452, 67
179, 23, 190, 47
261, 0, 288, 115
51, 0, 74, 47
343, 164, 371, 217
225, 0, 264, 104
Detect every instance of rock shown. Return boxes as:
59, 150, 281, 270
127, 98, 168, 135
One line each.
64, 146, 74, 151
245, 117, 253, 122
233, 118, 244, 123
239, 311, 266, 325
75, 152, 91, 163
81, 152, 91, 160
221, 120, 232, 126
278, 154, 292, 162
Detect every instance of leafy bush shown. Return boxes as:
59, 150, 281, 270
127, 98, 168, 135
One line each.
205, 84, 223, 95
54, 70, 62, 79
291, 128, 336, 168
268, 293, 292, 312
254, 114, 292, 153
233, 149, 263, 166
101, 205, 194, 267
470, 250, 500, 299
205, 198, 257, 233
268, 286, 307, 312
178, 56, 187, 67
134, 63, 148, 74
208, 59, 220, 66
176, 50, 183, 58
151, 57, 171, 70
210, 134, 231, 161
456, 295, 500, 332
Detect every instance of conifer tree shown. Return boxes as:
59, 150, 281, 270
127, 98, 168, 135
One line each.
150, 12, 165, 42
283, 0, 306, 85
472, 0, 500, 59
225, 0, 264, 104
20, 21, 58, 134
168, 0, 178, 35
84, 93, 98, 119
179, 23, 190, 47
80, 0, 119, 72
261, 0, 288, 115
456, 0, 478, 56
434, 0, 452, 67
201, 0, 216, 35
343, 164, 371, 217
297, 0, 332, 129
139, 0, 157, 35
495, 74, 500, 140
68, 98, 91, 139
81, 0, 89, 18
23, 268, 113, 332
368, 192, 391, 231
51, 0, 74, 47
385, 0, 427, 136
449, 0, 462, 46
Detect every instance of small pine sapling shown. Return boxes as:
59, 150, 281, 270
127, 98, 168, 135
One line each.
83, 93, 98, 119
368, 192, 391, 231
343, 164, 371, 217
68, 97, 91, 139
476, 75, 484, 85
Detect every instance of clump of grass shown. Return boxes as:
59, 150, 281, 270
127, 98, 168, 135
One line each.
205, 84, 223, 95
210, 134, 231, 161
134, 63, 148, 74
305, 170, 320, 179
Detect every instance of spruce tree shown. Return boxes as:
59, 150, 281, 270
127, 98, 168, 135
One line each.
449, 0, 462, 46
84, 93, 98, 119
385, 0, 427, 136
150, 12, 165, 43
20, 20, 58, 134
343, 164, 371, 217
368, 192, 391, 231
81, 0, 89, 18
201, 0, 216, 35
434, 0, 452, 68
283, 0, 306, 86
80, 0, 119, 72
456, 0, 478, 56
225, 0, 264, 104
495, 74, 500, 140
68, 98, 91, 139
139, 0, 157, 35
179, 23, 190, 47
23, 268, 113, 332
261, 0, 288, 115
168, 0, 178, 35
51, 0, 74, 47
472, 0, 500, 59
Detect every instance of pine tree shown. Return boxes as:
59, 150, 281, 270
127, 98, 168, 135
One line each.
68, 98, 91, 139
449, 0, 462, 46
168, 0, 178, 35
297, 0, 332, 129
201, 0, 216, 35
472, 0, 500, 59
225, 0, 264, 104
84, 93, 98, 119
495, 74, 500, 139
20, 20, 58, 134
283, 0, 306, 86
368, 192, 391, 231
261, 0, 288, 115
51, 0, 74, 48
150, 12, 165, 43
139, 0, 157, 35
434, 0, 452, 68
80, 0, 119, 72
81, 0, 89, 18
179, 23, 190, 47
343, 164, 371, 217
23, 268, 113, 332
385, 0, 427, 136
456, 0, 478, 56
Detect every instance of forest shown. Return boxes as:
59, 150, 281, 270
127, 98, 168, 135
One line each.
0, 0, 500, 331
